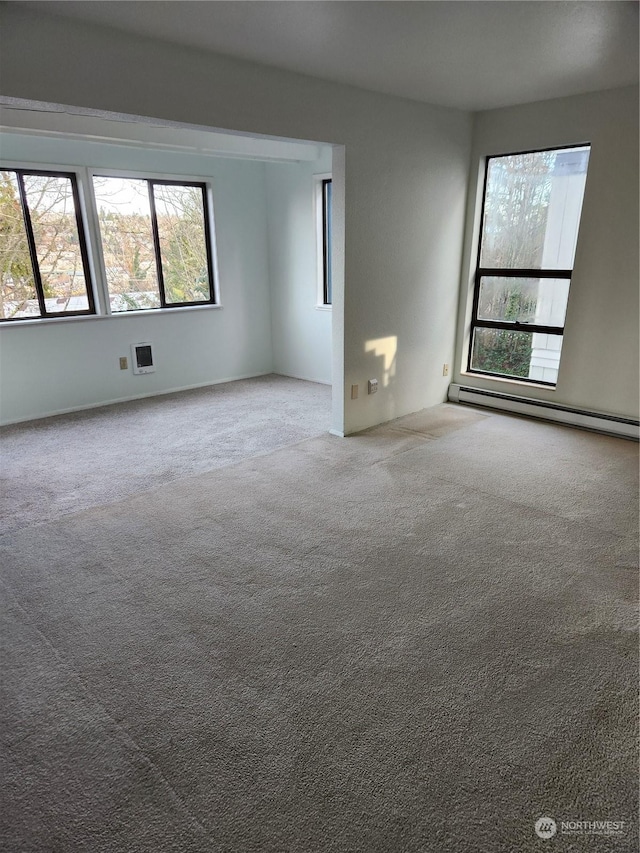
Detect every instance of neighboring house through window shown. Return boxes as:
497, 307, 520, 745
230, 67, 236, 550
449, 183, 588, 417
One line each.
469, 145, 590, 385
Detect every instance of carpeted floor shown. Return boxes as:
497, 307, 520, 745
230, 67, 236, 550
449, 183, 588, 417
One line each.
0, 384, 637, 853
0, 375, 331, 535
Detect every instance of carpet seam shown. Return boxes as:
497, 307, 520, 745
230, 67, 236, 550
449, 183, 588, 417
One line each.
1, 429, 635, 546
0, 429, 337, 539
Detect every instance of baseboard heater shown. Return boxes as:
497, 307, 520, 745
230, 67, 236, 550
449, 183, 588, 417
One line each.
448, 384, 639, 440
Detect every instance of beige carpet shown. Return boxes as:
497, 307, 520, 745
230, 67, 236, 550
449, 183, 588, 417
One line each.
0, 395, 637, 852
0, 375, 331, 535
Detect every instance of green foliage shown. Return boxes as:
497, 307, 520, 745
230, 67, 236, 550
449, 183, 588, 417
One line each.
473, 328, 532, 378
129, 247, 147, 288
474, 150, 558, 378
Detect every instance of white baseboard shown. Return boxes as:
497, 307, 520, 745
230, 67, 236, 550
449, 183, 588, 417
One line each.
273, 371, 331, 386
329, 428, 345, 438
448, 384, 639, 440
0, 372, 273, 426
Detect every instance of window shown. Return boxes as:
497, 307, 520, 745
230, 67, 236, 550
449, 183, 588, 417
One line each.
315, 175, 332, 307
92, 176, 215, 312
0, 169, 95, 321
322, 179, 332, 305
469, 145, 590, 385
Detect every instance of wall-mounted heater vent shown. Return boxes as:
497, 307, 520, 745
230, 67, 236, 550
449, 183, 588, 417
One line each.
448, 384, 639, 441
131, 342, 155, 375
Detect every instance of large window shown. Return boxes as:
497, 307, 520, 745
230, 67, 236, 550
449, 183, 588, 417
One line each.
469, 145, 590, 385
0, 169, 95, 321
0, 167, 218, 322
92, 176, 215, 312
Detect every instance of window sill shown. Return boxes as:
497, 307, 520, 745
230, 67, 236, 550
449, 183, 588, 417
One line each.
0, 303, 224, 328
459, 371, 557, 392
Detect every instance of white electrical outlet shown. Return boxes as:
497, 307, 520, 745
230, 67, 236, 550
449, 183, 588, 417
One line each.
443, 363, 449, 376
368, 379, 378, 395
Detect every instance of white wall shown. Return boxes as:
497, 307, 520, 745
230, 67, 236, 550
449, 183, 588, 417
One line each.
454, 86, 639, 420
0, 132, 274, 424
265, 151, 332, 385
0, 4, 473, 435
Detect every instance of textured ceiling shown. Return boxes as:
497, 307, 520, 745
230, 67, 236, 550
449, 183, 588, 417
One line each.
14, 1, 640, 110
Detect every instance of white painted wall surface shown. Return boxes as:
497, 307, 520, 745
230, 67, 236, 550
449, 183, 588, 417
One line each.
0, 132, 274, 424
454, 86, 639, 420
0, 4, 473, 434
265, 152, 332, 385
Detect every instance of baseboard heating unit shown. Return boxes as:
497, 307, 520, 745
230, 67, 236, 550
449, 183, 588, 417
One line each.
448, 384, 639, 440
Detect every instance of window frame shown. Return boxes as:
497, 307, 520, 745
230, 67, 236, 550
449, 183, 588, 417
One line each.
468, 142, 590, 387
0, 167, 96, 322
321, 178, 332, 306
314, 173, 332, 309
91, 173, 217, 314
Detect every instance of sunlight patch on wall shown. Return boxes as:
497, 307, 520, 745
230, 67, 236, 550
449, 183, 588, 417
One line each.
365, 336, 397, 387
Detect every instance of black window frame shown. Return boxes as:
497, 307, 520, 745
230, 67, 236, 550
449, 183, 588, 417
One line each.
468, 143, 590, 387
1, 168, 96, 322
94, 176, 217, 313
321, 178, 332, 306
